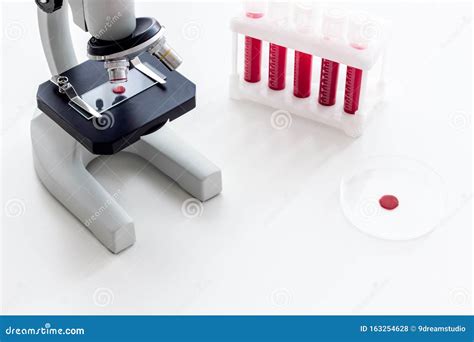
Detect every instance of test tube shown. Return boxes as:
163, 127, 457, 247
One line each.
344, 12, 377, 114
318, 8, 347, 106
268, 1, 289, 90
293, 2, 314, 98
344, 65, 363, 114
244, 1, 267, 83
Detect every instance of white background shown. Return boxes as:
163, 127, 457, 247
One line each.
0, 1, 472, 314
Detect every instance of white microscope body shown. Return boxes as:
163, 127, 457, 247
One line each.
32, 0, 222, 253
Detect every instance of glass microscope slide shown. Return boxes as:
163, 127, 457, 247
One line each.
70, 62, 162, 119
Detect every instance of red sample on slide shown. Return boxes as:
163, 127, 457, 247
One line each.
268, 43, 287, 90
112, 85, 126, 94
343, 66, 363, 114
318, 59, 340, 106
293, 51, 312, 98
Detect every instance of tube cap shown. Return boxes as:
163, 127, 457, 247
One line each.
347, 11, 380, 49
268, 1, 290, 26
293, 1, 315, 34
244, 0, 267, 18
321, 7, 347, 40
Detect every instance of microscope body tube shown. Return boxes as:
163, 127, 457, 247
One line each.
318, 59, 340, 105
343, 66, 363, 114
84, 0, 136, 40
268, 43, 287, 90
293, 51, 312, 98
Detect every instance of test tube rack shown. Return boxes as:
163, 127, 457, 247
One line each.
229, 7, 390, 137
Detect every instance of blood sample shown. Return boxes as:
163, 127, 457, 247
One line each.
379, 195, 399, 210
112, 85, 126, 94
293, 51, 312, 98
292, 3, 314, 98
244, 36, 262, 82
318, 8, 347, 106
244, 1, 266, 83
344, 12, 377, 114
318, 59, 339, 105
343, 66, 363, 114
268, 43, 287, 90
267, 1, 289, 91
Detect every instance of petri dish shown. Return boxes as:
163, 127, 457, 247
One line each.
340, 156, 447, 241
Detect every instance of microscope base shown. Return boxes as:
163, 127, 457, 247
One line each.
31, 111, 222, 254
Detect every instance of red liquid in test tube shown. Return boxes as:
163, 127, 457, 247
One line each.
244, 36, 262, 82
268, 43, 287, 90
318, 8, 348, 106
344, 12, 375, 114
243, 3, 266, 83
318, 8, 347, 106
293, 51, 312, 98
318, 59, 339, 105
267, 1, 289, 90
343, 66, 363, 114
292, 3, 315, 98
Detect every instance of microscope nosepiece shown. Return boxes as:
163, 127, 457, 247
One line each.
104, 59, 130, 83
87, 18, 183, 75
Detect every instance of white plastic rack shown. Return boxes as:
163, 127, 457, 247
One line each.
229, 4, 390, 137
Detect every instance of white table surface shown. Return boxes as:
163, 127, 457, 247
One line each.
0, 0, 472, 315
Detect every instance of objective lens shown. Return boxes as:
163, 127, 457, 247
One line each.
149, 40, 182, 71
104, 59, 130, 83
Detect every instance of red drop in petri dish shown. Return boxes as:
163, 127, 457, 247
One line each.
379, 195, 399, 210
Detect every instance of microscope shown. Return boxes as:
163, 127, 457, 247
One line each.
32, 0, 222, 253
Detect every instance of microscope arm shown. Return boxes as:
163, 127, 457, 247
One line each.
37, 1, 77, 75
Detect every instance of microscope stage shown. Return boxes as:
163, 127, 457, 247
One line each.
36, 53, 196, 155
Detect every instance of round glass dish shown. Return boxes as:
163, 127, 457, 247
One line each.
340, 156, 447, 241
